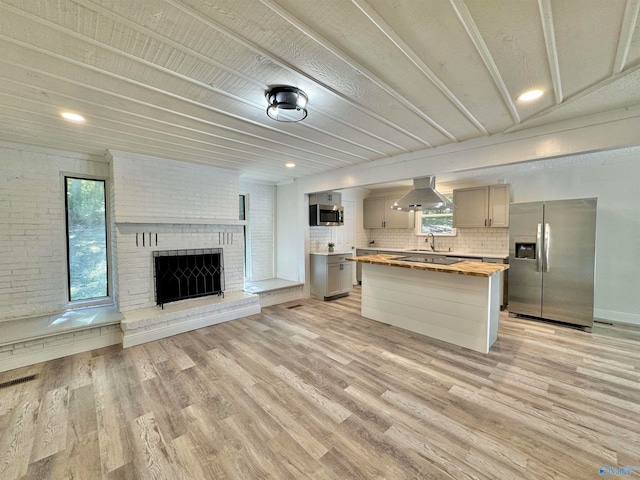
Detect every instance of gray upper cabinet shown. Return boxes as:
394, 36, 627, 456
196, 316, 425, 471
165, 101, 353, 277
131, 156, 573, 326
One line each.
453, 184, 510, 228
309, 192, 342, 206
363, 196, 414, 229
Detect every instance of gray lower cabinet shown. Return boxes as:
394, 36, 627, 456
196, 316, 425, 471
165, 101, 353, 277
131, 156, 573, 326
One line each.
311, 253, 353, 300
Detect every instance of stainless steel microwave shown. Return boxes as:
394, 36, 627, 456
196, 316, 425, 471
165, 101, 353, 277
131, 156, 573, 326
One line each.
309, 204, 344, 226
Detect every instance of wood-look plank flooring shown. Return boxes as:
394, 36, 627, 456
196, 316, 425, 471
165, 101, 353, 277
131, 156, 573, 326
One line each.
2, 287, 640, 479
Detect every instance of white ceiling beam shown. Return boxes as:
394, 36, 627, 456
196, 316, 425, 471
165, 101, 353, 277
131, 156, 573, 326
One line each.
504, 60, 640, 134
68, 0, 410, 155
537, 0, 563, 105
0, 86, 330, 173
0, 102, 328, 177
259, 0, 456, 143
0, 110, 272, 172
164, 0, 435, 148
0, 2, 386, 162
0, 51, 358, 171
613, 0, 640, 74
350, 0, 488, 136
293, 106, 640, 192
449, 0, 521, 124
0, 36, 371, 167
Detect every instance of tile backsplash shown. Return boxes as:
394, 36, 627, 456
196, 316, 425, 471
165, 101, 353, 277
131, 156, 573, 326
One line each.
309, 226, 334, 252
310, 226, 508, 255
364, 227, 508, 254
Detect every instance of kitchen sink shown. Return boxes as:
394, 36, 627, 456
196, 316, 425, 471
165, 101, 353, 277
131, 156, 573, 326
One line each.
406, 249, 452, 253
396, 256, 462, 265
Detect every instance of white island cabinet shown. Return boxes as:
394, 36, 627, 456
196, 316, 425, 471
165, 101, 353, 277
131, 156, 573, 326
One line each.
310, 252, 353, 300
349, 254, 508, 354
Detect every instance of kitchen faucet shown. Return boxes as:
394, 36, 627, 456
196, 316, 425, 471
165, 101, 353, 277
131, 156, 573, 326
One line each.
426, 233, 435, 251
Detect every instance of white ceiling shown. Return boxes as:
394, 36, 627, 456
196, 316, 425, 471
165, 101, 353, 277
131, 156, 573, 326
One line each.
1, 0, 640, 183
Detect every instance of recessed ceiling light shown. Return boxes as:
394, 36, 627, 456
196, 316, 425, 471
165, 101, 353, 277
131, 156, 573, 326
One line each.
60, 111, 85, 122
285, 162, 296, 168
517, 89, 544, 102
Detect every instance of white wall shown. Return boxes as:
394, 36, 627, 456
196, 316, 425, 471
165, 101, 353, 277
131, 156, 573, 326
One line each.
240, 181, 275, 281
0, 143, 108, 319
276, 182, 304, 283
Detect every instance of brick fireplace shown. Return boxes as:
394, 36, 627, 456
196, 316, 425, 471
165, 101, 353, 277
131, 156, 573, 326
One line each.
109, 150, 260, 347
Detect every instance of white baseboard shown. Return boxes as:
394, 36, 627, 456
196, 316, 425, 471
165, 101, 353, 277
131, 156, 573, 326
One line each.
121, 304, 261, 348
0, 331, 121, 373
594, 309, 640, 326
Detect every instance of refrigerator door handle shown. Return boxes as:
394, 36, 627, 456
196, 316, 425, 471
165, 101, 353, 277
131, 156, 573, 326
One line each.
536, 223, 543, 272
544, 223, 551, 272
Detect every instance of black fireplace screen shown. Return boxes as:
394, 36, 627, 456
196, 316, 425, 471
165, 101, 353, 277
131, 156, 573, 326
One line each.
153, 248, 224, 308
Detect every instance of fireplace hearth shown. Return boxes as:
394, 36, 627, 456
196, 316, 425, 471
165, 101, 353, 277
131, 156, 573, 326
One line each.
153, 248, 224, 308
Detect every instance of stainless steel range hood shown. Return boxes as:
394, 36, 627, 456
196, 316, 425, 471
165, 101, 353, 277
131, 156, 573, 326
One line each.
390, 176, 453, 212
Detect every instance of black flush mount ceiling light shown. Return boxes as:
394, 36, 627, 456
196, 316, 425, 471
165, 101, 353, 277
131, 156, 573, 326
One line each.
265, 86, 308, 122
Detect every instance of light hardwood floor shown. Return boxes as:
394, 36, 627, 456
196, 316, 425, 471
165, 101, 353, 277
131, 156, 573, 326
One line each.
2, 287, 640, 479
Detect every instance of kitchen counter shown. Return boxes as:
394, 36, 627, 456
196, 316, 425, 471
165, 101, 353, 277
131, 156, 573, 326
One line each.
310, 251, 352, 256
352, 254, 505, 354
357, 247, 508, 260
348, 254, 508, 277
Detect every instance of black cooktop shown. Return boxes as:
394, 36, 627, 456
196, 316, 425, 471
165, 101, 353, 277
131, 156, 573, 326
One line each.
396, 256, 462, 265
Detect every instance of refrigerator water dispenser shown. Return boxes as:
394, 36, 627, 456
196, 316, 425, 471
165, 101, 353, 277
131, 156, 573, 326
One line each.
515, 243, 536, 259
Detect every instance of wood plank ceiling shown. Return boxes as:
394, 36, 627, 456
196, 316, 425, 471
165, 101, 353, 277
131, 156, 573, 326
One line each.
0, 0, 639, 183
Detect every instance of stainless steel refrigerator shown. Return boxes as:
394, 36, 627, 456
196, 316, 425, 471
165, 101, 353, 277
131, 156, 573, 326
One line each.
508, 198, 597, 331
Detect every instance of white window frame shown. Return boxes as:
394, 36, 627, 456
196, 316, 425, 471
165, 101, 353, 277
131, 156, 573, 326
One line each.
63, 173, 113, 308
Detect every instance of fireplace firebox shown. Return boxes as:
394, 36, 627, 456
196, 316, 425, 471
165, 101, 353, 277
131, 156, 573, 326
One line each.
153, 248, 224, 308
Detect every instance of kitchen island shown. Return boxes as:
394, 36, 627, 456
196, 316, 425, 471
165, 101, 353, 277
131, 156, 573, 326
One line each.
347, 254, 509, 353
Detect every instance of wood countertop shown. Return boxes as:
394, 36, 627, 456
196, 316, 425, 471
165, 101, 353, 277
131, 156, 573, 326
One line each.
347, 254, 508, 277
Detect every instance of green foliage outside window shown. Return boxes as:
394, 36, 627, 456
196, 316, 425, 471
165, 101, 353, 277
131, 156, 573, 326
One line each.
66, 178, 108, 301
418, 196, 455, 235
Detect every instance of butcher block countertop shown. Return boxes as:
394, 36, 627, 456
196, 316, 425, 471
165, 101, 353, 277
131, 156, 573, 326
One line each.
347, 254, 508, 278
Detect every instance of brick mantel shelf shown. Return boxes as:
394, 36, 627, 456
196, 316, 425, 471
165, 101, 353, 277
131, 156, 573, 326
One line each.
114, 216, 246, 226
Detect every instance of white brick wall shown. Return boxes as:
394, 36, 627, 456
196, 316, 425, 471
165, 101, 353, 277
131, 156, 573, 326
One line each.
240, 181, 274, 281
0, 323, 121, 373
110, 150, 239, 222
0, 145, 245, 321
0, 144, 109, 319
110, 151, 245, 312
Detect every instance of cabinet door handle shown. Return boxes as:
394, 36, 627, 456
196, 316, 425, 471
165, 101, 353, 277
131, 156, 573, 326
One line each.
489, 218, 492, 226
484, 219, 487, 227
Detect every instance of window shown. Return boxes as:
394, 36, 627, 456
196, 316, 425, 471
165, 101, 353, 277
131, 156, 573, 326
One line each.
239, 195, 246, 221
239, 194, 248, 279
65, 177, 109, 302
415, 195, 456, 236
